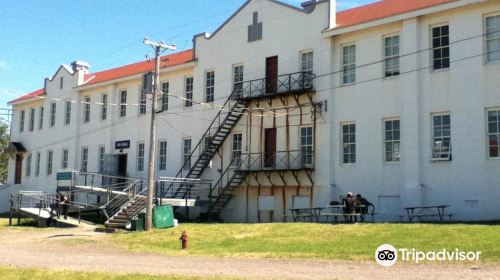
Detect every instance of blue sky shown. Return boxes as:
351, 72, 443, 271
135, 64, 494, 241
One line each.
0, 0, 375, 108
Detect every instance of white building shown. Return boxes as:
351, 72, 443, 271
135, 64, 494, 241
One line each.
4, 0, 500, 223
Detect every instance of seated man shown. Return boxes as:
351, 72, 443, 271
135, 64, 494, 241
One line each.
355, 194, 373, 214
344, 192, 358, 223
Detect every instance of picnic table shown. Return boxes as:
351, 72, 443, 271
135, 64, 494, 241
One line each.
404, 205, 450, 223
320, 204, 373, 222
289, 207, 324, 222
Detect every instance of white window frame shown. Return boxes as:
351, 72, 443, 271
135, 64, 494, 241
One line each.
137, 142, 145, 172
62, 148, 69, 169
160, 81, 169, 112
35, 152, 41, 177
300, 50, 314, 73
300, 126, 313, 165
431, 24, 450, 70
341, 122, 356, 164
184, 76, 193, 108
231, 133, 243, 167
50, 102, 56, 127
485, 13, 500, 63
119, 90, 127, 117
81, 147, 89, 172
65, 100, 72, 125
38, 106, 44, 130
101, 94, 108, 121
20, 110, 25, 132
341, 44, 356, 85
182, 138, 192, 171
205, 70, 215, 103
158, 140, 167, 171
29, 108, 35, 132
487, 108, 500, 158
431, 113, 452, 161
384, 118, 401, 162
26, 154, 32, 177
232, 64, 244, 96
47, 150, 53, 175
383, 34, 400, 77
83, 96, 91, 123
98, 146, 105, 173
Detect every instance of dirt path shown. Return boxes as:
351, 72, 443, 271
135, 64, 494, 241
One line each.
0, 227, 498, 280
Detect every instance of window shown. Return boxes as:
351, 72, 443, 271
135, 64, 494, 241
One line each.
432, 114, 451, 160
29, 108, 35, 132
486, 15, 500, 62
98, 146, 105, 173
81, 147, 88, 172
342, 123, 356, 164
300, 51, 314, 73
35, 152, 41, 177
384, 35, 400, 77
160, 82, 169, 112
342, 45, 356, 84
488, 109, 500, 157
301, 127, 313, 165
120, 90, 127, 117
65, 100, 71, 125
231, 133, 242, 166
38, 106, 44, 130
50, 102, 56, 127
101, 94, 107, 120
84, 96, 90, 123
233, 65, 244, 95
205, 71, 215, 103
158, 141, 167, 171
183, 138, 192, 170
185, 77, 193, 107
26, 154, 32, 177
60, 77, 64, 89
20, 110, 25, 132
432, 25, 450, 70
47, 150, 53, 175
248, 12, 262, 42
62, 148, 69, 169
137, 142, 145, 172
384, 119, 401, 162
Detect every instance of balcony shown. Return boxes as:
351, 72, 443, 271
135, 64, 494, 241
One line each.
232, 71, 315, 100
236, 150, 314, 172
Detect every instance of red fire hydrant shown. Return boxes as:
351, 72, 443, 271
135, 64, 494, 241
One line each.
179, 230, 188, 250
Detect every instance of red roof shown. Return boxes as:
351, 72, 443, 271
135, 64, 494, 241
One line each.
8, 88, 45, 104
83, 49, 193, 86
335, 0, 456, 30
9, 49, 193, 104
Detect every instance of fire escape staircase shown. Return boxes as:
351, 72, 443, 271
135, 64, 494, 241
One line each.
206, 163, 247, 219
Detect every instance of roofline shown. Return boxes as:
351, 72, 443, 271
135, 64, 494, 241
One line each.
76, 60, 196, 91
8, 93, 45, 106
323, 0, 484, 37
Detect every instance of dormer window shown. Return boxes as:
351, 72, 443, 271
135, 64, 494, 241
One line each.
248, 12, 262, 42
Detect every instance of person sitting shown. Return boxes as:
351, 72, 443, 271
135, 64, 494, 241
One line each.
344, 192, 358, 223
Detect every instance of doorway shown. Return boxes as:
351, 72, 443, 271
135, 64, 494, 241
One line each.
14, 155, 23, 184
266, 56, 278, 94
264, 128, 277, 168
117, 154, 128, 177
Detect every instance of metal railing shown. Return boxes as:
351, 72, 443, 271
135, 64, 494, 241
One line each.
233, 71, 315, 100
239, 150, 314, 171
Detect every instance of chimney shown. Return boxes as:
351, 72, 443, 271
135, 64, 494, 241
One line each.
71, 60, 90, 86
329, 0, 336, 29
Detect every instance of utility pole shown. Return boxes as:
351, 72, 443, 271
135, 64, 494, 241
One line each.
143, 38, 176, 231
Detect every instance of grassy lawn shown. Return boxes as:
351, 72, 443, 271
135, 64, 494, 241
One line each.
112, 223, 500, 261
0, 267, 237, 280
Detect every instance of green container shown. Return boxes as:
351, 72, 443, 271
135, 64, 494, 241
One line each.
153, 205, 175, 229
131, 217, 144, 231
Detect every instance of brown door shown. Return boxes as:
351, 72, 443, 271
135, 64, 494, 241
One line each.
15, 155, 23, 184
264, 128, 277, 168
266, 56, 278, 94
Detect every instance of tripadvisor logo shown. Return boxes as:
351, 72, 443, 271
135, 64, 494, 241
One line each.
375, 244, 481, 267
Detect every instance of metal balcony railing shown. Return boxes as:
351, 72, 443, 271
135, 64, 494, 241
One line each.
238, 150, 314, 171
232, 71, 315, 100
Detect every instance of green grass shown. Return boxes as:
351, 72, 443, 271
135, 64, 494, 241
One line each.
113, 223, 500, 261
0, 266, 237, 280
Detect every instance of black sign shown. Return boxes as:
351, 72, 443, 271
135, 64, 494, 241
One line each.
115, 140, 131, 150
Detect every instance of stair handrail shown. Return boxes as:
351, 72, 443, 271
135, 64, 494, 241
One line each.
105, 182, 149, 222
164, 87, 242, 196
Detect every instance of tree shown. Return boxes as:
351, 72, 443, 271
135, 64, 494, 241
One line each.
0, 123, 9, 183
